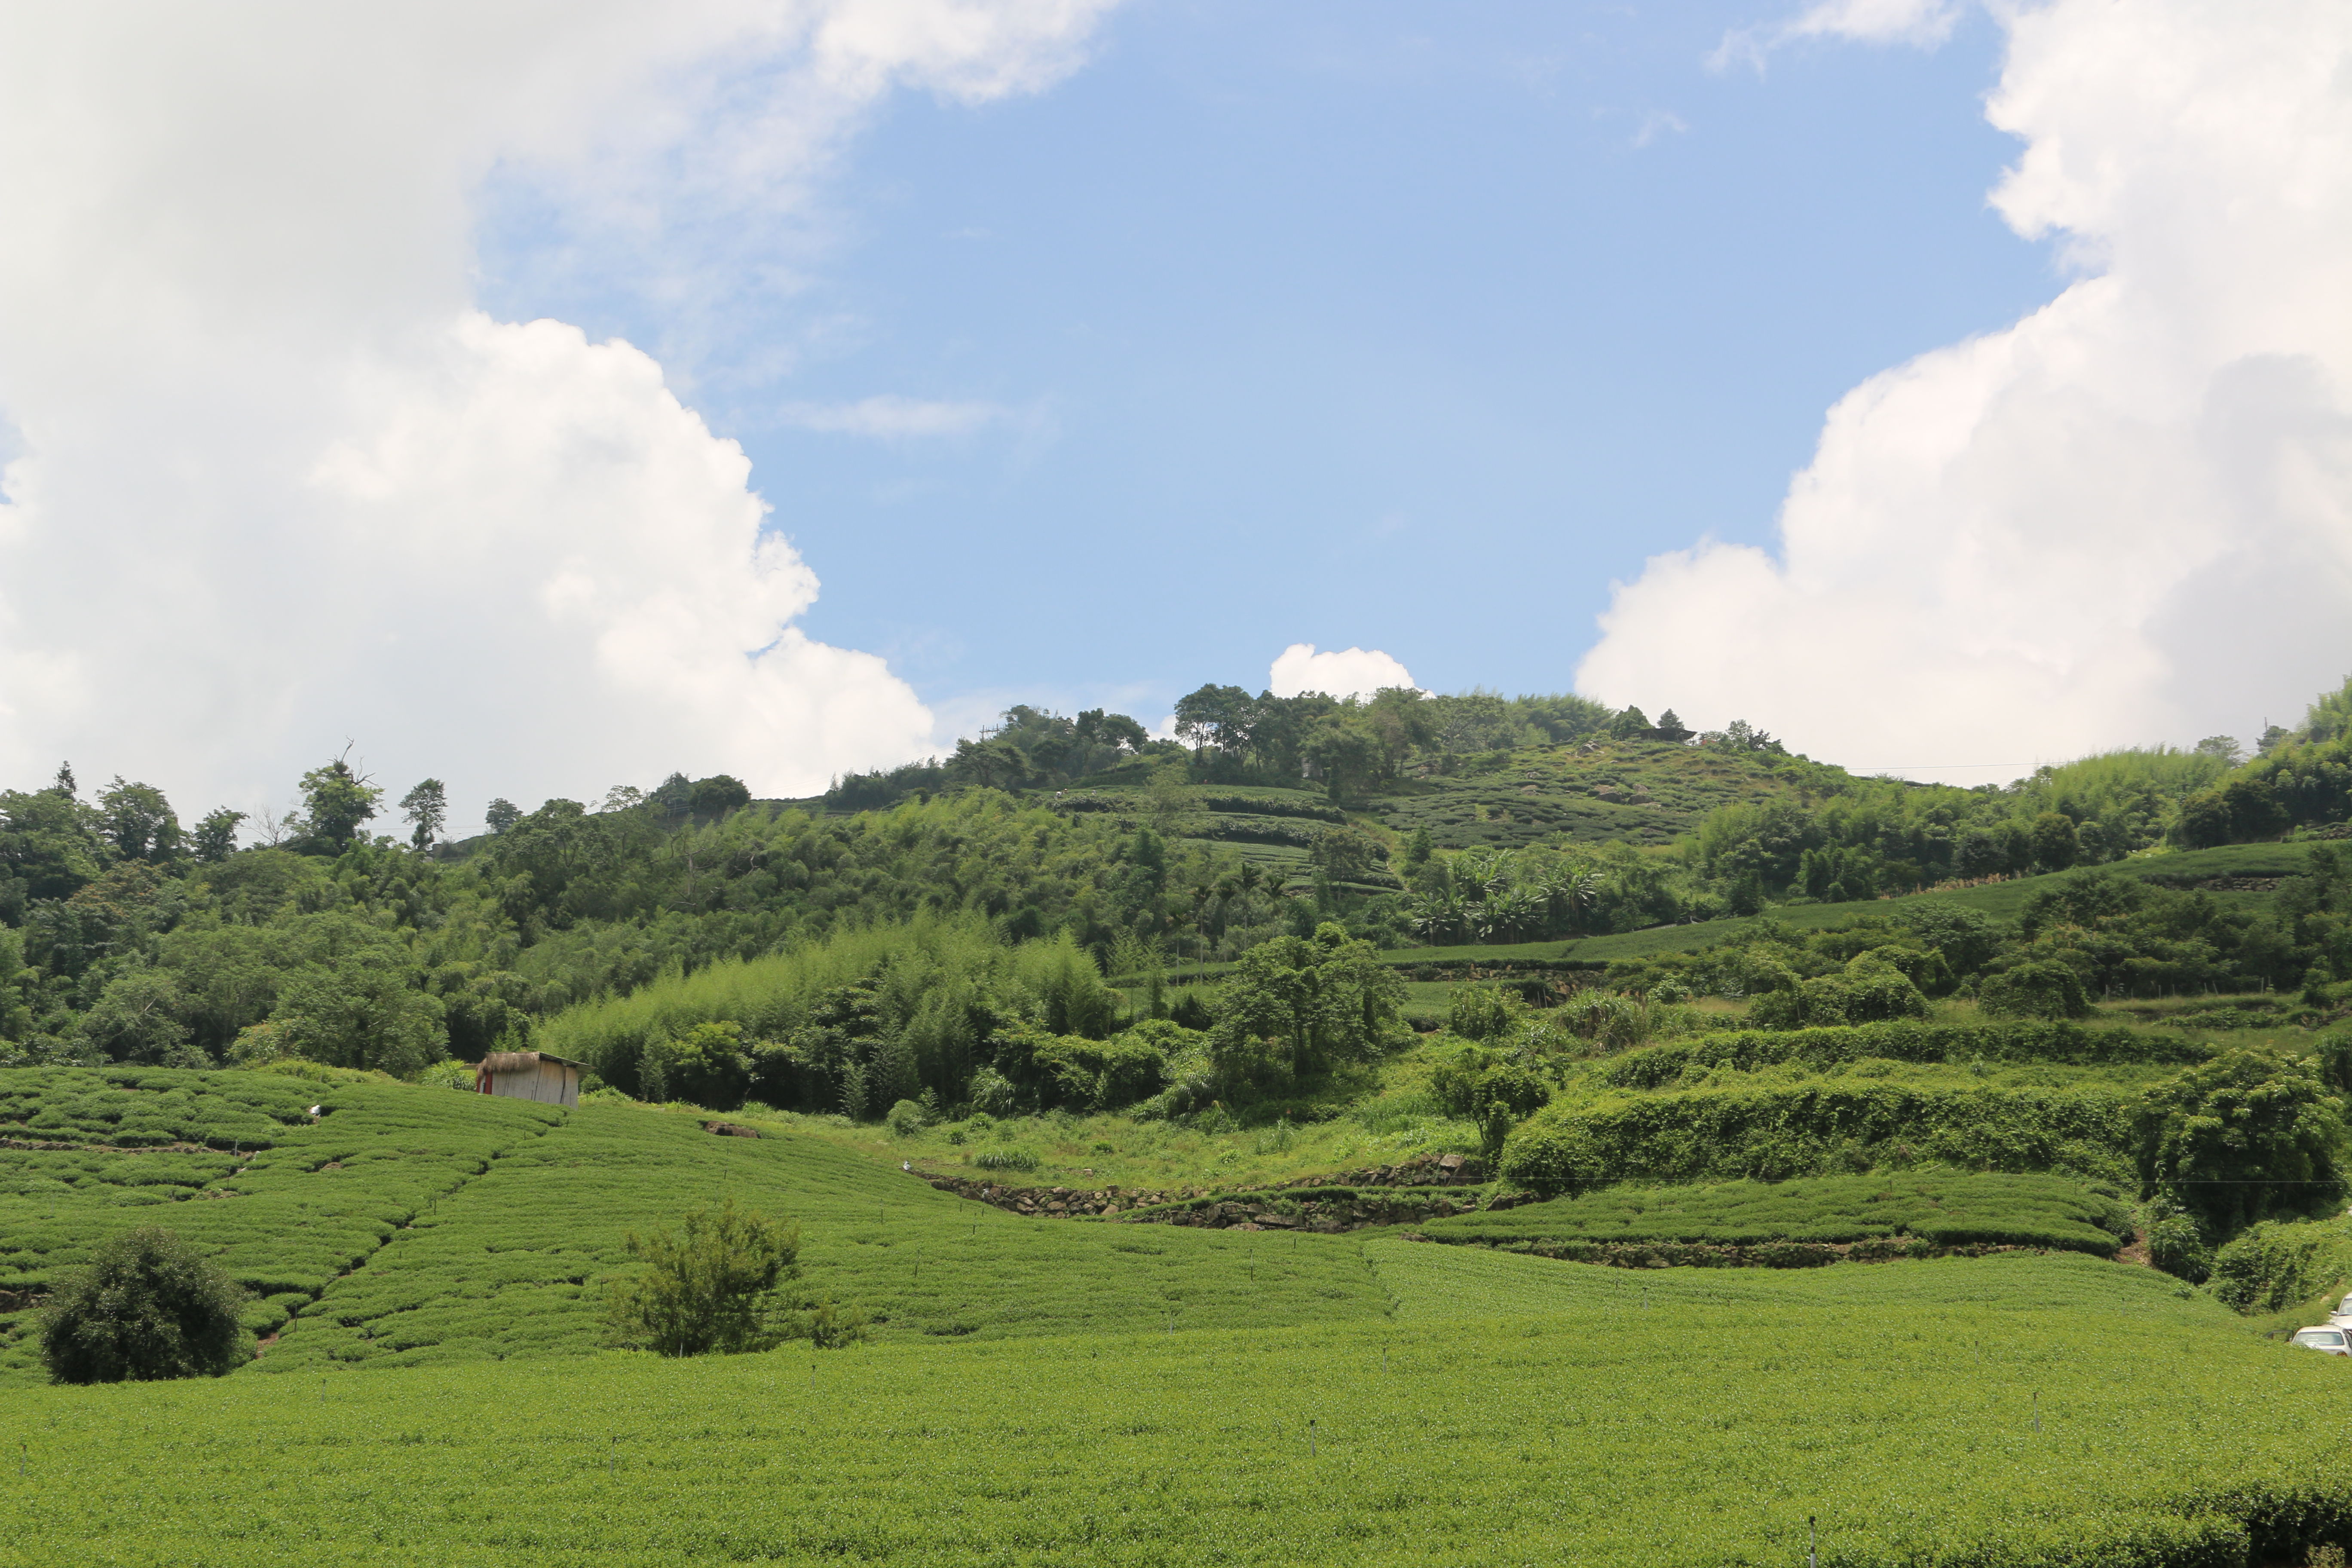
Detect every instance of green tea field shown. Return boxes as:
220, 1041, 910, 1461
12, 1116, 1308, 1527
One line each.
8, 1066, 2352, 1565
6, 1243, 2351, 1566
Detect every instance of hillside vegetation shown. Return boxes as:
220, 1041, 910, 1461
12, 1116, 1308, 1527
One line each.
14, 677, 2352, 1559
9, 1067, 2352, 1565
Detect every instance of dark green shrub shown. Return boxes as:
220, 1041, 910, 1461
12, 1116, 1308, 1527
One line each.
1978, 961, 2092, 1020
1030, 1032, 1169, 1112
2209, 1222, 2325, 1313
600, 1198, 814, 1356
39, 1225, 251, 1383
1749, 962, 1928, 1030
2314, 1030, 2352, 1095
1498, 1081, 2134, 1195
640, 1022, 749, 1109
1446, 987, 1518, 1042
2138, 1049, 2343, 1231
1429, 1039, 1552, 1160
2146, 1212, 2212, 1284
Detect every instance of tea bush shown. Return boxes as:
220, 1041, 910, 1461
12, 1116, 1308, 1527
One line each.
1500, 1080, 2135, 1193
1424, 1172, 2129, 1255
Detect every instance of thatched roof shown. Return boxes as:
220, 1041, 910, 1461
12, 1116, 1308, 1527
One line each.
477, 1051, 584, 1074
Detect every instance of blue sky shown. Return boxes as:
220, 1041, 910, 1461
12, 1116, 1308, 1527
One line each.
13, 0, 2324, 810
479, 0, 2058, 730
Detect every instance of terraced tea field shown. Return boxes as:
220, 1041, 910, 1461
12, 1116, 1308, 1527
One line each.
8, 1245, 2350, 1566
1422, 1172, 2130, 1256
10, 1066, 2352, 1565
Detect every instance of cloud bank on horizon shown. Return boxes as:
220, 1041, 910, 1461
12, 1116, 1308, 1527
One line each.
0, 0, 1115, 825
1268, 644, 1418, 703
1583, 0, 2352, 782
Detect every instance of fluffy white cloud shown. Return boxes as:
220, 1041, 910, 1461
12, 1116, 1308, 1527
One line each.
0, 0, 1116, 824
1587, 0, 2352, 780
1268, 644, 1418, 702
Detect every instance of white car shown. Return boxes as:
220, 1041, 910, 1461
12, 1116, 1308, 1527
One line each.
2330, 1292, 2352, 1330
2291, 1326, 2350, 1356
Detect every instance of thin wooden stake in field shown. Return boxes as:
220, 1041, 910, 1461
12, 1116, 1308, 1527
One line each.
1808, 1514, 1817, 1568
1308, 1418, 1316, 1459
2034, 1391, 2041, 1433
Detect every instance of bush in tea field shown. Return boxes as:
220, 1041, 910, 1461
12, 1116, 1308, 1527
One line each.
39, 1225, 249, 1383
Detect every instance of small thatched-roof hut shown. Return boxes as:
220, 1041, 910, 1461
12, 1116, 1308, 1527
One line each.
475, 1050, 584, 1109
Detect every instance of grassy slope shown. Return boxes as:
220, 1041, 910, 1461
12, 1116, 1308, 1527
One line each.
10, 1246, 2352, 1565
1420, 1172, 2125, 1253
1362, 737, 1809, 851
226, 1103, 1392, 1371
1556, 841, 2312, 964
0, 1069, 565, 1375
1062, 738, 1809, 865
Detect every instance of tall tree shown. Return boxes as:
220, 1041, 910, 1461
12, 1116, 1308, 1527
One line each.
1209, 923, 1406, 1087
299, 750, 383, 851
97, 778, 181, 862
1173, 684, 1256, 755
189, 808, 246, 863
398, 779, 448, 851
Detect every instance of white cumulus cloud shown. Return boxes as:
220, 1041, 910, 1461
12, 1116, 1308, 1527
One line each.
1588, 0, 2352, 780
1268, 644, 1418, 702
0, 0, 1117, 824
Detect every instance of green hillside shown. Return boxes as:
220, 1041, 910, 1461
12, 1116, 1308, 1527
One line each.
12, 684, 2352, 1561
0, 1067, 1386, 1379
9, 1067, 2352, 1564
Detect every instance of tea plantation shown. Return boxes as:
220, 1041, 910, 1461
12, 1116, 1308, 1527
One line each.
8, 1067, 2352, 1565
7, 1248, 2352, 1566
1421, 1171, 2132, 1256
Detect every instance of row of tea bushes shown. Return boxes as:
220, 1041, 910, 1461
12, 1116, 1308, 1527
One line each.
1500, 1079, 2136, 1193
11, 1248, 2348, 1565
1594, 1020, 2210, 1092
260, 1101, 1394, 1371
0, 1072, 564, 1378
1420, 1172, 2131, 1256
0, 1066, 325, 1149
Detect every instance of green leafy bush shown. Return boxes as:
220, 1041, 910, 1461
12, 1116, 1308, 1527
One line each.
1598, 1019, 2203, 1091
600, 1198, 805, 1356
1500, 1081, 2134, 1194
1978, 960, 2092, 1020
973, 1148, 1039, 1173
2145, 1212, 2212, 1283
1426, 1173, 2126, 1255
38, 1225, 251, 1383
2209, 1221, 2328, 1313
2137, 1049, 2343, 1230
884, 1099, 926, 1136
1444, 987, 1518, 1042
639, 1021, 750, 1109
1750, 956, 1929, 1030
